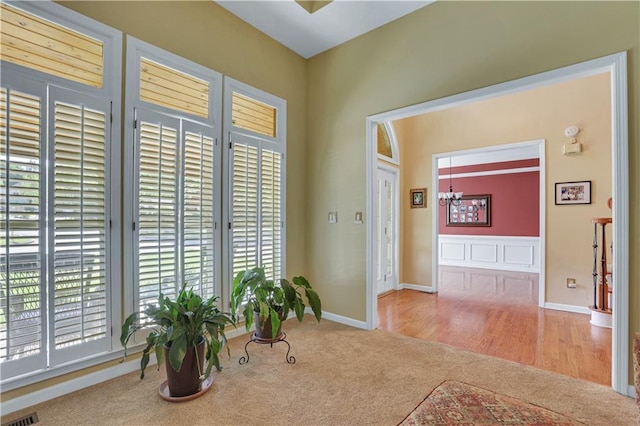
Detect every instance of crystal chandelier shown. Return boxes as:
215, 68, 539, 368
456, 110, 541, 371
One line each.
438, 157, 463, 207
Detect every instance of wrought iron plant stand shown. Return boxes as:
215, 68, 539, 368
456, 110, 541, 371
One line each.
239, 332, 295, 364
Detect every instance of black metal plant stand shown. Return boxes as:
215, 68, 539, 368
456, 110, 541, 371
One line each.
239, 332, 295, 365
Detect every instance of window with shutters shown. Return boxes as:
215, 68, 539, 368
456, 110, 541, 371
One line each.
124, 37, 222, 321
224, 78, 286, 287
0, 1, 121, 384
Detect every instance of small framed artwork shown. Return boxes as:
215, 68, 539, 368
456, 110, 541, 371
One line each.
446, 194, 491, 227
555, 181, 591, 205
410, 188, 427, 209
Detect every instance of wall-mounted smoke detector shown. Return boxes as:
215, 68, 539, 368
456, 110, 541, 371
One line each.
564, 125, 580, 138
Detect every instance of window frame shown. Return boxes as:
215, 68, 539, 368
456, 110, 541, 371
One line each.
222, 77, 287, 308
122, 36, 223, 328
0, 0, 122, 390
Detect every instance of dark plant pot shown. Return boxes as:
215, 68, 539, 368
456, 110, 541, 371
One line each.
164, 338, 205, 397
254, 311, 283, 340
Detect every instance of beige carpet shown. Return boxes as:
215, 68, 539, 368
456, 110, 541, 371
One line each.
2, 317, 637, 425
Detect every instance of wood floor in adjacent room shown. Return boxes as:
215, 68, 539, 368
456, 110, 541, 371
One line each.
377, 266, 612, 386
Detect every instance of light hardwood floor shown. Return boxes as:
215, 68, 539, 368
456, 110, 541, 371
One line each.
377, 266, 612, 386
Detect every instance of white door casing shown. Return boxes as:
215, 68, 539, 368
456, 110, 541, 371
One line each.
365, 52, 629, 395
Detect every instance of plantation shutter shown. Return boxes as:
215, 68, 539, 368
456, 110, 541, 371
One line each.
230, 137, 283, 280
260, 149, 282, 279
0, 84, 47, 376
135, 110, 180, 312
50, 88, 110, 362
182, 124, 216, 299
226, 82, 285, 284
231, 140, 259, 276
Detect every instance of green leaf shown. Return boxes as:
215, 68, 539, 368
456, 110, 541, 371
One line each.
294, 297, 305, 322
293, 275, 311, 289
155, 344, 164, 371
140, 350, 150, 380
269, 307, 281, 338
243, 303, 254, 331
168, 333, 188, 372
120, 313, 141, 355
258, 300, 270, 323
304, 288, 322, 322
281, 279, 296, 304
211, 338, 221, 354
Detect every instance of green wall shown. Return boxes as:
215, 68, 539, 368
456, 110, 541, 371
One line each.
306, 0, 638, 380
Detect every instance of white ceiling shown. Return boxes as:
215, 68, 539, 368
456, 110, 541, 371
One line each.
215, 0, 434, 58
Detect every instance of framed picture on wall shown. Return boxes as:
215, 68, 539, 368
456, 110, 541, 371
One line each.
555, 181, 591, 205
410, 188, 427, 208
446, 194, 491, 226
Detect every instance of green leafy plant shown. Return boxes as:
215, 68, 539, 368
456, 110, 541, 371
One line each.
121, 284, 235, 380
231, 267, 322, 338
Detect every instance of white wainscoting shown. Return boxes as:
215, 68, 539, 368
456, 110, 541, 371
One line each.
439, 235, 540, 273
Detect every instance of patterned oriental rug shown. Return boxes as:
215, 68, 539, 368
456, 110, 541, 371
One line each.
399, 381, 584, 425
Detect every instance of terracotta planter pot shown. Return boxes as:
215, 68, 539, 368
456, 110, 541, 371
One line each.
254, 311, 283, 340
164, 338, 205, 397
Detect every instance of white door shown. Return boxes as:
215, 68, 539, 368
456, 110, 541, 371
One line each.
377, 167, 397, 294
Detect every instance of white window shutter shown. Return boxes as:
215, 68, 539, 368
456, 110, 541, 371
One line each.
49, 87, 111, 363
183, 126, 216, 299
231, 141, 259, 277
0, 86, 45, 370
260, 148, 282, 280
136, 112, 180, 312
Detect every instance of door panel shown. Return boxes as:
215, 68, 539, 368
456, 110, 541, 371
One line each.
377, 167, 397, 295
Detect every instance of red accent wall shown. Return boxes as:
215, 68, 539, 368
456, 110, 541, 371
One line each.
439, 161, 539, 236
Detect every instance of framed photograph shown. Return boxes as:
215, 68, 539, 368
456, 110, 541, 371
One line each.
446, 194, 491, 227
410, 188, 427, 209
555, 181, 591, 205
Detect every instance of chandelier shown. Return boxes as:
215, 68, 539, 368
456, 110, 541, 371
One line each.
438, 157, 463, 207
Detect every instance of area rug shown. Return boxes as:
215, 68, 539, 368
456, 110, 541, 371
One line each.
399, 380, 583, 425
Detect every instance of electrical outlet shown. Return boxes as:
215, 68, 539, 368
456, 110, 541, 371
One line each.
566, 278, 577, 288
328, 211, 338, 224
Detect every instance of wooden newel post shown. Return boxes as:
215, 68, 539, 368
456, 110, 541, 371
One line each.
591, 217, 612, 312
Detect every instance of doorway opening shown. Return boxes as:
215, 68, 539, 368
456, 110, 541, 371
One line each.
366, 52, 629, 394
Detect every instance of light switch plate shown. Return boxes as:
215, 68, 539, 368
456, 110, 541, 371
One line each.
354, 211, 363, 224
328, 211, 338, 224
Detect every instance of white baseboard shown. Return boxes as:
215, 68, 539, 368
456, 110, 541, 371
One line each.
543, 303, 590, 315
627, 384, 637, 399
2, 326, 250, 416
1, 358, 148, 415
225, 325, 251, 340
306, 308, 368, 330
400, 283, 434, 293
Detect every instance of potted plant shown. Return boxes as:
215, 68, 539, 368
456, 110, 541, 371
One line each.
231, 267, 322, 340
120, 283, 235, 398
